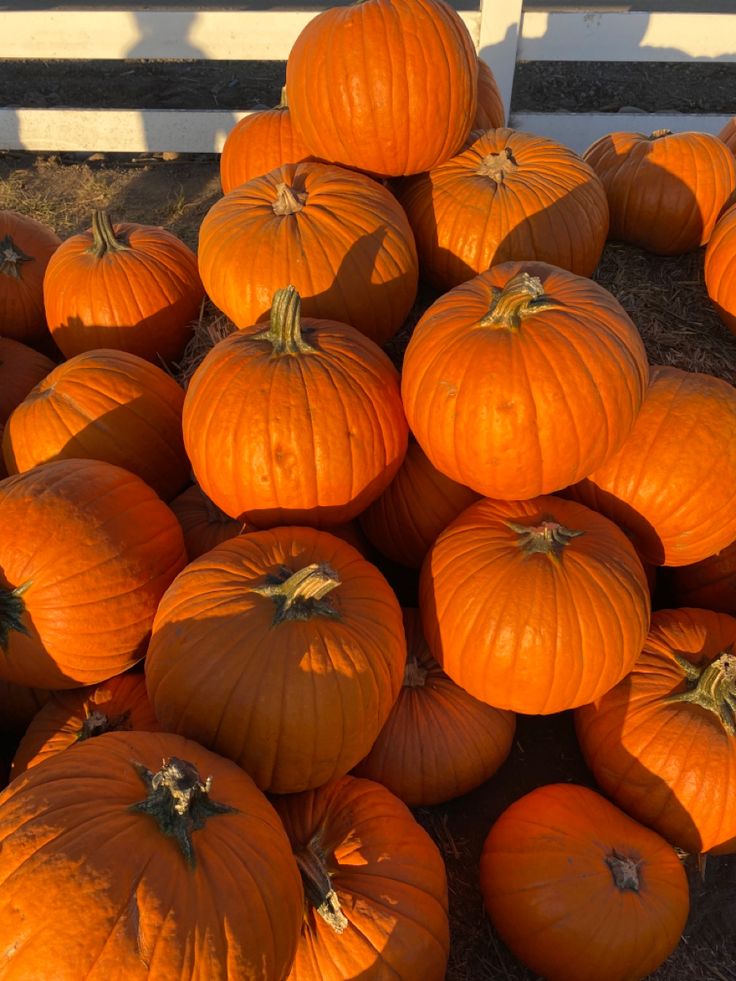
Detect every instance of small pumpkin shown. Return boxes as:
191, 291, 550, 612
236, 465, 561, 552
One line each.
473, 59, 505, 130
719, 116, 736, 155
0, 210, 60, 344
0, 337, 55, 423
705, 203, 736, 334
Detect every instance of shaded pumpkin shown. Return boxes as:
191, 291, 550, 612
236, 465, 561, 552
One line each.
401, 261, 648, 501
353, 609, 515, 805
198, 161, 418, 346
2, 348, 190, 501
0, 336, 55, 423
720, 116, 736, 155
145, 526, 405, 793
567, 364, 736, 566
169, 484, 248, 560
285, 0, 477, 178
705, 203, 736, 334
0, 458, 187, 690
584, 128, 736, 254
44, 210, 204, 364
0, 210, 61, 344
480, 783, 689, 981
398, 128, 609, 290
183, 286, 408, 527
665, 539, 736, 615
473, 58, 505, 130
0, 730, 303, 980
274, 774, 450, 981
0, 680, 50, 736
420, 495, 650, 715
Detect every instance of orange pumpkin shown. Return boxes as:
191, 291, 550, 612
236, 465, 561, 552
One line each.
198, 162, 418, 346
401, 261, 648, 501
0, 210, 60, 344
705, 203, 736, 334
577, 607, 736, 856
169, 484, 248, 560
146, 527, 405, 793
480, 783, 689, 981
665, 539, 736, 615
2, 348, 190, 501
0, 337, 54, 423
720, 116, 736, 155
584, 129, 736, 254
474, 59, 505, 130
420, 495, 650, 714
274, 774, 450, 980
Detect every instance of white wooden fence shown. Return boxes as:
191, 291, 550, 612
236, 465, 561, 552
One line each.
0, 1, 734, 155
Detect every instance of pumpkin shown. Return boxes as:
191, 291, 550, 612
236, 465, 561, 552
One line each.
2, 348, 190, 501
705, 203, 736, 334
44, 210, 204, 364
577, 607, 736, 856
285, 0, 477, 178
220, 87, 314, 195
274, 774, 450, 980
480, 783, 689, 981
0, 210, 60, 344
583, 129, 736, 254
665, 539, 736, 615
0, 680, 50, 735
401, 261, 648, 501
0, 730, 303, 980
0, 458, 187, 690
420, 495, 650, 715
198, 161, 418, 346
398, 128, 609, 290
353, 609, 515, 805
358, 437, 480, 568
145, 526, 405, 793
567, 364, 736, 566
170, 484, 248, 560
183, 286, 408, 527
0, 336, 54, 423
719, 116, 736, 155
473, 59, 505, 130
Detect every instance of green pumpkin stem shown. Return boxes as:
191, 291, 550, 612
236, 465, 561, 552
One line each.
89, 210, 130, 257
605, 850, 641, 892
0, 235, 33, 279
272, 182, 307, 217
252, 562, 341, 626
130, 757, 236, 869
0, 580, 33, 652
475, 146, 518, 183
480, 273, 561, 330
260, 286, 315, 355
295, 834, 348, 934
507, 518, 584, 560
666, 647, 736, 735
76, 708, 132, 741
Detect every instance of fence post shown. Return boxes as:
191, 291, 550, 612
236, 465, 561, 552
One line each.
477, 0, 524, 124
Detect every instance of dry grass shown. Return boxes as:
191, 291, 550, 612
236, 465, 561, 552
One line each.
174, 299, 236, 387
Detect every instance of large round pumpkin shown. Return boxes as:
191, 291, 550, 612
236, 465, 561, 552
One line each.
2, 348, 190, 501
0, 458, 187, 689
474, 59, 505, 130
285, 0, 477, 178
577, 607, 736, 856
567, 364, 736, 566
274, 774, 450, 980
398, 128, 609, 290
0, 729, 303, 980
480, 783, 689, 981
420, 495, 651, 715
146, 526, 405, 793
183, 286, 408, 526
665, 539, 736, 615
720, 116, 736, 155
0, 336, 54, 423
198, 161, 418, 345
0, 210, 60, 344
401, 261, 648, 501
584, 129, 736, 254
705, 203, 736, 334
44, 210, 204, 364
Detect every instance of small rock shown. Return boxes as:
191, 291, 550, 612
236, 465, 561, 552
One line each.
162, 151, 180, 161
87, 152, 106, 162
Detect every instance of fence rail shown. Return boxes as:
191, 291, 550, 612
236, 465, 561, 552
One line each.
0, 2, 734, 155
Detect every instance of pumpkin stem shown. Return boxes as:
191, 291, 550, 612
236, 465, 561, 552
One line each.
665, 647, 736, 735
605, 850, 641, 892
272, 182, 308, 217
404, 649, 429, 688
479, 272, 562, 330
277, 85, 289, 109
89, 210, 130, 257
649, 129, 672, 140
0, 579, 33, 653
129, 757, 236, 869
507, 517, 584, 560
76, 707, 132, 741
295, 834, 348, 934
259, 286, 315, 355
475, 146, 518, 183
0, 234, 33, 279
252, 563, 341, 626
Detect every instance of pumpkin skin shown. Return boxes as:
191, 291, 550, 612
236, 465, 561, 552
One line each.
720, 116, 736, 155
480, 783, 689, 981
2, 348, 190, 501
577, 608, 736, 856
704, 203, 736, 334
183, 287, 408, 527
0, 210, 61, 343
0, 458, 187, 690
44, 210, 204, 364
285, 0, 477, 178
169, 484, 249, 560
0, 730, 303, 980
0, 336, 54, 423
274, 774, 450, 981
401, 261, 648, 501
584, 129, 736, 254
353, 609, 515, 805
568, 364, 736, 567
146, 527, 406, 793
665, 540, 736, 615
398, 128, 609, 290
198, 161, 418, 346
420, 495, 650, 715
474, 59, 505, 130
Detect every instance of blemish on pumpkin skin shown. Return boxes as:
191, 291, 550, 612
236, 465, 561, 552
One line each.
439, 380, 457, 398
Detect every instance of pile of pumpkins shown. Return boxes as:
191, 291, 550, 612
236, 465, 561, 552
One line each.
2, 0, 736, 978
